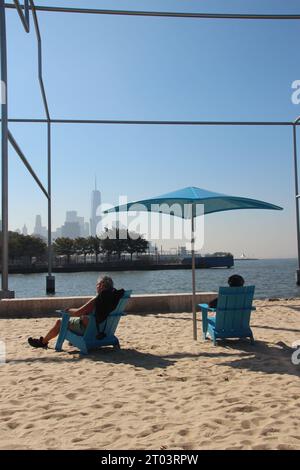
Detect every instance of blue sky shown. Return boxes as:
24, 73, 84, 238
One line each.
3, 0, 300, 257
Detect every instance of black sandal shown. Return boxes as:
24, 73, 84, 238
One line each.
28, 337, 48, 349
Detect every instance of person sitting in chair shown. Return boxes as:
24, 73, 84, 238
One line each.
209, 274, 245, 309
28, 276, 124, 349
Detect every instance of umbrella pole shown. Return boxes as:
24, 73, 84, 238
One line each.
191, 210, 197, 340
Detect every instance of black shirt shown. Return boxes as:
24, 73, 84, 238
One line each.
94, 288, 125, 324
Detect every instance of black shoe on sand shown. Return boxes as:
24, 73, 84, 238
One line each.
28, 337, 48, 349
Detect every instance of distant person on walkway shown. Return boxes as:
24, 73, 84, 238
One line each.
208, 274, 245, 309
28, 276, 124, 349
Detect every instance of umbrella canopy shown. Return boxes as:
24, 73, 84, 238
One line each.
105, 186, 283, 340
105, 186, 283, 218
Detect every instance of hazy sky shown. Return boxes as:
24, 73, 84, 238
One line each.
3, 0, 300, 258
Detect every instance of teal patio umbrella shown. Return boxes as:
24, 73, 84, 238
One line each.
105, 187, 283, 340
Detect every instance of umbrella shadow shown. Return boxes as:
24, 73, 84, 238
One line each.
215, 339, 300, 378
251, 324, 300, 334
286, 305, 300, 314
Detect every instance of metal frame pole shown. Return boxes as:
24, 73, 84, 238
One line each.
5, 3, 300, 20
3, 118, 293, 126
0, 0, 14, 298
46, 121, 54, 293
191, 205, 197, 340
13, 0, 29, 32
293, 123, 300, 284
30, 0, 54, 293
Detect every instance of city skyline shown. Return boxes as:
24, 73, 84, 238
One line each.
13, 183, 102, 240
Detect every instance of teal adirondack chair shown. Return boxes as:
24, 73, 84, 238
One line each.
199, 286, 256, 345
55, 290, 132, 354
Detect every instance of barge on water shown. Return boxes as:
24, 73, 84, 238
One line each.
181, 255, 234, 269
6, 255, 234, 274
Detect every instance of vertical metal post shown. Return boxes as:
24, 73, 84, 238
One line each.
293, 124, 300, 285
0, 0, 14, 298
191, 205, 197, 340
46, 121, 55, 293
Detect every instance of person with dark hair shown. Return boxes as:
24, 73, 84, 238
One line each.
28, 276, 124, 349
227, 274, 245, 288
209, 274, 245, 308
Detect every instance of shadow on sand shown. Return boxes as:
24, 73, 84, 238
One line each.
8, 337, 300, 377
214, 339, 300, 378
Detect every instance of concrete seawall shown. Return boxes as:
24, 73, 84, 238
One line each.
0, 292, 217, 318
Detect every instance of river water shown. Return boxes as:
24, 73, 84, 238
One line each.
7, 259, 300, 299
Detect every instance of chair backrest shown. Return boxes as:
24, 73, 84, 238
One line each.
103, 290, 132, 337
215, 286, 255, 332
85, 289, 132, 340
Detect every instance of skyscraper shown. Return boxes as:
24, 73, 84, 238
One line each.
33, 215, 47, 239
62, 211, 82, 238
90, 178, 101, 236
61, 221, 81, 239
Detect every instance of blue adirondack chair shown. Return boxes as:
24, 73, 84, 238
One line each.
199, 286, 256, 345
55, 290, 132, 354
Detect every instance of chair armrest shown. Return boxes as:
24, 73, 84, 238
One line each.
198, 303, 216, 312
55, 311, 70, 352
56, 310, 71, 320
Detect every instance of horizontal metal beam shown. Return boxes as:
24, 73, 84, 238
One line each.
8, 129, 49, 199
5, 118, 294, 126
4, 3, 300, 20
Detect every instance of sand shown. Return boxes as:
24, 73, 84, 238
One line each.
0, 299, 300, 450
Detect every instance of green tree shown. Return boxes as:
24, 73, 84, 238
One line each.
87, 235, 102, 263
0, 231, 46, 265
74, 237, 90, 263
100, 228, 128, 260
22, 235, 47, 264
8, 231, 24, 262
53, 237, 75, 264
125, 231, 149, 261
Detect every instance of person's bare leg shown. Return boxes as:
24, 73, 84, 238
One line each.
42, 319, 61, 345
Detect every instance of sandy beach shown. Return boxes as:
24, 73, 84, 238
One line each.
0, 299, 300, 450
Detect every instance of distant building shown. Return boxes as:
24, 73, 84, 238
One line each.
22, 224, 28, 236
61, 221, 81, 239
52, 227, 62, 241
77, 216, 86, 236
33, 215, 47, 239
83, 222, 90, 238
90, 179, 101, 236
62, 211, 87, 238
66, 211, 77, 223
